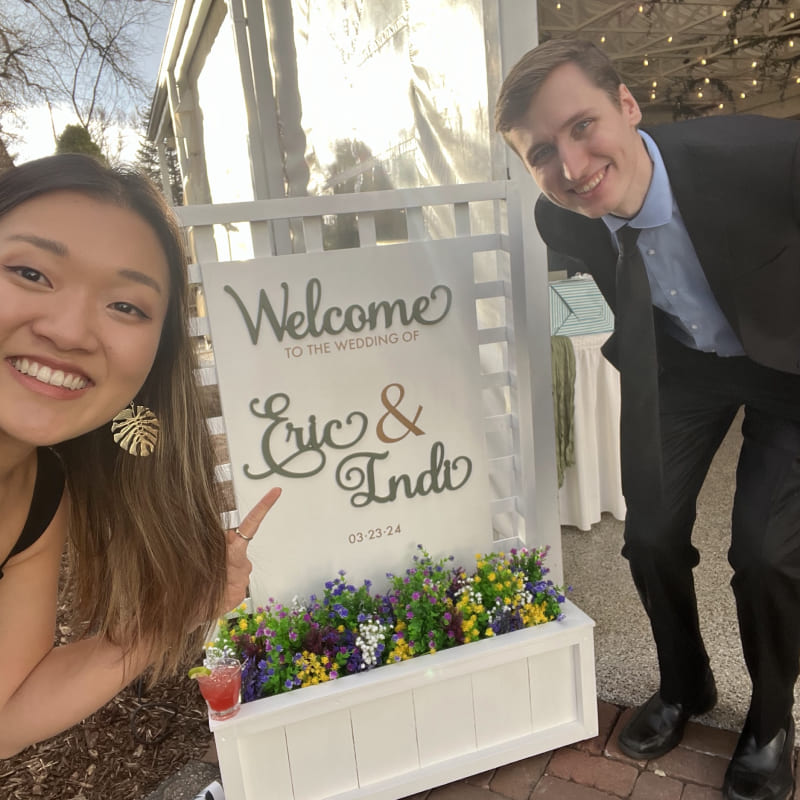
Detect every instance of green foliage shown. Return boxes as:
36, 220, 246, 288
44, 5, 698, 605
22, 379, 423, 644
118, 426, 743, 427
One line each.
136, 132, 160, 184
55, 124, 105, 160
208, 545, 567, 703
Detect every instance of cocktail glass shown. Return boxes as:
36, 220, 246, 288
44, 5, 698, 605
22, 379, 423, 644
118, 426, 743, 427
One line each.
194, 657, 242, 721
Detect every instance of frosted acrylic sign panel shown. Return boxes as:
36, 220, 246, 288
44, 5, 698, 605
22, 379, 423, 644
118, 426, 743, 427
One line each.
201, 243, 492, 606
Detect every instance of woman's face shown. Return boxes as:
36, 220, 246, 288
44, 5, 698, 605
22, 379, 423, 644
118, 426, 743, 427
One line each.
0, 190, 170, 447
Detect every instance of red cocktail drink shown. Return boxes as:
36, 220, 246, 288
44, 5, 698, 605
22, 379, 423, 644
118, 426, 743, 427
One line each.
195, 659, 242, 721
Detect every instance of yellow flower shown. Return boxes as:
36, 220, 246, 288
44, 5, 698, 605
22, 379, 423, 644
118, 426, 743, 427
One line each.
388, 636, 414, 662
238, 618, 249, 631
488, 572, 496, 582
521, 601, 550, 626
485, 628, 495, 637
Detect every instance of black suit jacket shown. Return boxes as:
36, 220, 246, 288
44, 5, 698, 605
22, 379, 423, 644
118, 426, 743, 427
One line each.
534, 114, 800, 376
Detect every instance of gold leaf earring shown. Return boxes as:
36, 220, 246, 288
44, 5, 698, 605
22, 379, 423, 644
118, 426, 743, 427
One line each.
111, 402, 160, 456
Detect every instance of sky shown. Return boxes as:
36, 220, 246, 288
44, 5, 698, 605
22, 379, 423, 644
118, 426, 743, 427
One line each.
5, 3, 173, 164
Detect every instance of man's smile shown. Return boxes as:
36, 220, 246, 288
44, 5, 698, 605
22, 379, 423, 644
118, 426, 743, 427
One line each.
573, 166, 607, 195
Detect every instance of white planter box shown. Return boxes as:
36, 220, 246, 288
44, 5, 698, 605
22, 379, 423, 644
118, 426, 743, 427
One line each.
209, 599, 596, 800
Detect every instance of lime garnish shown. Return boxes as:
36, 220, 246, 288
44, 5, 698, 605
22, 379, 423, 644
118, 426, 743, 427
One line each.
187, 666, 211, 679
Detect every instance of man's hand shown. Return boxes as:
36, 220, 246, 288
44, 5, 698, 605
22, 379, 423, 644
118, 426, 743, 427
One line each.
221, 487, 282, 615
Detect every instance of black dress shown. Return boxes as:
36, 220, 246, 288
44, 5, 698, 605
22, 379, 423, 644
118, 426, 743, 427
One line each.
0, 448, 65, 580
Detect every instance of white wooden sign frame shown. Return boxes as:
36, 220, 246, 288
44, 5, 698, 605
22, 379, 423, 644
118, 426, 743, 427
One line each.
175, 182, 594, 799
177, 180, 562, 581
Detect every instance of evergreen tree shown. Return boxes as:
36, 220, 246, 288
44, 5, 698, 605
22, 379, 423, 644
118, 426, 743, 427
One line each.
55, 124, 105, 160
165, 143, 184, 206
135, 130, 161, 185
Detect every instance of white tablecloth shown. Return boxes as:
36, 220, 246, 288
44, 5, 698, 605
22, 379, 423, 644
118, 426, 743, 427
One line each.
558, 332, 627, 530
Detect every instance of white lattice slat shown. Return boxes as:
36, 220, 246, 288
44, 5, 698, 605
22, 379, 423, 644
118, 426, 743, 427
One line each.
356, 212, 377, 246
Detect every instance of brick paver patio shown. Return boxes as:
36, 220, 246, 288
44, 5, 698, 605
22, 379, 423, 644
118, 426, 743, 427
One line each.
397, 701, 800, 800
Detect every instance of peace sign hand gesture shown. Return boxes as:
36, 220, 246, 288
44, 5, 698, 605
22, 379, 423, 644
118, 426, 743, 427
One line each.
220, 487, 282, 616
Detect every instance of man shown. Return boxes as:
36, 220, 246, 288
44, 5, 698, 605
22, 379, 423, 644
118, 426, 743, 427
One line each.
495, 38, 800, 800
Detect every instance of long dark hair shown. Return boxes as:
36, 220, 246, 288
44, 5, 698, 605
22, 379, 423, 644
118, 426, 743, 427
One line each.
0, 154, 227, 680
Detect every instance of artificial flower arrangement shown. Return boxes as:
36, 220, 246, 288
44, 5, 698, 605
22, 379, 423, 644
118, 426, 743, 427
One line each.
207, 544, 566, 704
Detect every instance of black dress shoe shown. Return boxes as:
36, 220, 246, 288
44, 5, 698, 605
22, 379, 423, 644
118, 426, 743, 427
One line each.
723, 718, 794, 800
617, 673, 717, 760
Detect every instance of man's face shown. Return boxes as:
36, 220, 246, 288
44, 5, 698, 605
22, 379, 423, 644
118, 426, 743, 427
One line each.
505, 62, 652, 219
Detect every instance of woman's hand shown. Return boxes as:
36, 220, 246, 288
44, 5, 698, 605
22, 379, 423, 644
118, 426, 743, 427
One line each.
221, 487, 282, 615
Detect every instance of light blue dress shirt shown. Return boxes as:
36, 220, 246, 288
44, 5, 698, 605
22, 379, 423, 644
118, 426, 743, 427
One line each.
602, 131, 744, 356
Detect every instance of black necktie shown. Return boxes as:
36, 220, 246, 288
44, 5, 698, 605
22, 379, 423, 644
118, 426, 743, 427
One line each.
615, 225, 662, 508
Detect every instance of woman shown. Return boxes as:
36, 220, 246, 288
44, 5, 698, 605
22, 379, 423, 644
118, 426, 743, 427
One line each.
0, 154, 279, 757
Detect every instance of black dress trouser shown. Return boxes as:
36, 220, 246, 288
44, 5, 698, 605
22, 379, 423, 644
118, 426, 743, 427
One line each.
621, 335, 800, 745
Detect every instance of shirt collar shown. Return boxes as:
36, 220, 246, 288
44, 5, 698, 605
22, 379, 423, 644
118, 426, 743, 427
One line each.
603, 130, 672, 234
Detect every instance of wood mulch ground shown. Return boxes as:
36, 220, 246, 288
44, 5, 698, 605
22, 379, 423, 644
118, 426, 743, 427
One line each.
1, 565, 213, 800
1, 673, 212, 800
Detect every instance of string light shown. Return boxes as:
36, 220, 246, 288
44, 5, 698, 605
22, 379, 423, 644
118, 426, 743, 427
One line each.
556, 2, 561, 9
566, 3, 800, 120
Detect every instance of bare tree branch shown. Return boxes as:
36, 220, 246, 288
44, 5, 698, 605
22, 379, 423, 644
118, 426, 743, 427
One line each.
0, 0, 170, 153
